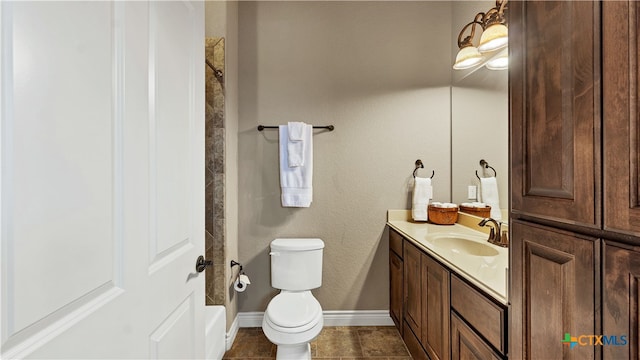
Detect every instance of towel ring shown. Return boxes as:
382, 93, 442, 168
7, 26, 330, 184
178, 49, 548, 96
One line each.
475, 159, 497, 180
413, 159, 435, 179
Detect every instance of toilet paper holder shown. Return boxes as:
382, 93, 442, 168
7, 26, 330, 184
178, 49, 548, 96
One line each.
230, 260, 243, 272
231, 260, 250, 292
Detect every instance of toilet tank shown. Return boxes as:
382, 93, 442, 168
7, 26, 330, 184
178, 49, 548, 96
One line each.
270, 238, 324, 291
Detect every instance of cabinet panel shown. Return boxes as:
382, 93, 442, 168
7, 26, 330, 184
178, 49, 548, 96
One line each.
510, 0, 600, 227
451, 275, 505, 353
389, 250, 403, 333
510, 221, 597, 359
451, 313, 501, 360
403, 321, 429, 360
603, 1, 640, 237
603, 243, 639, 359
404, 241, 422, 337
421, 254, 450, 360
390, 228, 404, 257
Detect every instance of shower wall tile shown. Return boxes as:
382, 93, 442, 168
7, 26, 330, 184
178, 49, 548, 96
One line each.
213, 128, 225, 174
205, 179, 215, 235
205, 37, 225, 306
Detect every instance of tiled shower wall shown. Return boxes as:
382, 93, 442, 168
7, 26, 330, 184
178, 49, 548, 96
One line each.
205, 37, 225, 305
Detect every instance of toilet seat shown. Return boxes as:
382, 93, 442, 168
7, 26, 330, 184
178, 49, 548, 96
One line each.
265, 292, 321, 333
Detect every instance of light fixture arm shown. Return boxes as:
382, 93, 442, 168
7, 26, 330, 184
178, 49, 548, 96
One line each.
482, 0, 508, 28
457, 11, 486, 49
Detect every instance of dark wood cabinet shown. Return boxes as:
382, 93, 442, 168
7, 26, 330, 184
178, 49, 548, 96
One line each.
421, 254, 450, 360
389, 247, 403, 332
451, 313, 501, 360
510, 221, 598, 359
510, 1, 640, 358
450, 275, 506, 354
389, 227, 507, 360
402, 242, 451, 360
603, 243, 640, 359
403, 321, 429, 360
510, 0, 601, 229
404, 240, 422, 337
602, 1, 640, 237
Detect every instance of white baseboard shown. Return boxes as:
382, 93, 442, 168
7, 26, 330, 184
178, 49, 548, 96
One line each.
237, 310, 394, 328
322, 310, 395, 326
225, 315, 239, 351
236, 311, 265, 328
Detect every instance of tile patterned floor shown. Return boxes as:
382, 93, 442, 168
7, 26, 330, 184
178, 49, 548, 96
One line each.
223, 326, 412, 360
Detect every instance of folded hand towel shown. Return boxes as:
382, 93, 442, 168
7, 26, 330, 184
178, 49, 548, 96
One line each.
280, 125, 313, 207
287, 122, 307, 167
480, 177, 501, 220
288, 121, 305, 141
412, 177, 432, 221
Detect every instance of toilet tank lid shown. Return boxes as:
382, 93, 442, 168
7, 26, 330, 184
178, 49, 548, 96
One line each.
271, 238, 324, 251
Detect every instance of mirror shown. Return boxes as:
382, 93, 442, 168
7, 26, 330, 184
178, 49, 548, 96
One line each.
451, 1, 509, 221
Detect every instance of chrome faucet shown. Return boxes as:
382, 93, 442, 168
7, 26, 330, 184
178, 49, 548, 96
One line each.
478, 218, 509, 247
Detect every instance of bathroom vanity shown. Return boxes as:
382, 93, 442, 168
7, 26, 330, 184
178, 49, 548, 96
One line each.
387, 210, 508, 360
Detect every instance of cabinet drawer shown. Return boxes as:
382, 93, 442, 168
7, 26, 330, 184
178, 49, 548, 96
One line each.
450, 275, 506, 354
389, 228, 403, 257
451, 313, 502, 360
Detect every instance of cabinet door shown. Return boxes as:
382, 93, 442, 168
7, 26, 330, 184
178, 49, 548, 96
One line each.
451, 313, 501, 360
510, 220, 598, 359
390, 250, 403, 333
404, 241, 422, 337
510, 0, 601, 227
603, 243, 639, 359
603, 1, 640, 236
421, 254, 450, 360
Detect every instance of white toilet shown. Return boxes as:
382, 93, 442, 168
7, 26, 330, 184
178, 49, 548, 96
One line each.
262, 238, 325, 360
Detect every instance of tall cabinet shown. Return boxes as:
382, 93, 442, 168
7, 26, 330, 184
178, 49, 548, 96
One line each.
601, 1, 640, 359
510, 1, 640, 359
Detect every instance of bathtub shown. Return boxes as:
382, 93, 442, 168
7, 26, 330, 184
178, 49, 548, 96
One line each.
205, 306, 226, 360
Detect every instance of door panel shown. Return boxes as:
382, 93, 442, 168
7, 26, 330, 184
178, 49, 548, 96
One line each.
603, 0, 640, 236
146, 2, 205, 356
5, 1, 119, 340
152, 1, 194, 260
149, 295, 196, 360
510, 0, 600, 227
603, 243, 640, 360
389, 250, 403, 332
1, 2, 205, 358
403, 241, 422, 336
451, 313, 501, 360
421, 254, 450, 360
510, 220, 597, 360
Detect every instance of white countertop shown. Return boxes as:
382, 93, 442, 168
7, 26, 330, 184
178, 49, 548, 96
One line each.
387, 210, 508, 305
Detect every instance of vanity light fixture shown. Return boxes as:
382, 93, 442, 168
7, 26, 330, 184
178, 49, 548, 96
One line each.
453, 0, 508, 70
485, 48, 508, 70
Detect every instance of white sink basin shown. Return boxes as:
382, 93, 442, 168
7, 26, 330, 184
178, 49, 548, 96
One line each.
427, 235, 499, 257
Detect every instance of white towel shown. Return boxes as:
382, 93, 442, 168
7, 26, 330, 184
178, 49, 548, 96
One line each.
288, 121, 305, 141
279, 125, 313, 207
287, 122, 307, 167
412, 177, 432, 221
480, 177, 501, 220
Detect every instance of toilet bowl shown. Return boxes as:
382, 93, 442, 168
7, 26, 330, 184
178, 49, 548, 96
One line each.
262, 291, 323, 359
262, 238, 325, 360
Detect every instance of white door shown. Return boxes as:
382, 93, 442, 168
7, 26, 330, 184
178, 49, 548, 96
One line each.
0, 1, 206, 358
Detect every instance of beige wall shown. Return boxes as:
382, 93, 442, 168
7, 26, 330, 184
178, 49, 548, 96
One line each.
205, 0, 239, 331
237, 1, 453, 312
